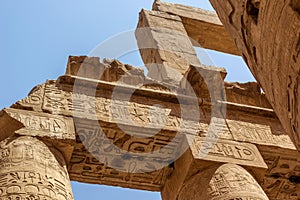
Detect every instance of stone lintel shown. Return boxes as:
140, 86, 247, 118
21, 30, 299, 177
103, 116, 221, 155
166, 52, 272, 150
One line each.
57, 74, 274, 115
152, 0, 240, 55
0, 108, 76, 164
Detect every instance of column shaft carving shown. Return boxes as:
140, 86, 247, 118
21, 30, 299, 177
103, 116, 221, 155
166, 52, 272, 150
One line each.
176, 164, 269, 200
0, 136, 73, 200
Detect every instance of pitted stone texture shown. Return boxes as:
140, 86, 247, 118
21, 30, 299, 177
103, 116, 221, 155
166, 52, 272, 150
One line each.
0, 136, 73, 200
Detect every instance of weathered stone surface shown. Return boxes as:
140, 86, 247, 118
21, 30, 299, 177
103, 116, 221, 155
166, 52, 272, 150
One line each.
11, 83, 45, 111
0, 108, 76, 164
68, 119, 175, 191
153, 0, 240, 55
66, 56, 145, 85
0, 110, 24, 142
176, 164, 269, 200
181, 64, 227, 102
182, 64, 272, 108
188, 136, 267, 169
0, 136, 73, 200
259, 146, 300, 199
136, 9, 200, 84
227, 118, 295, 149
209, 0, 300, 150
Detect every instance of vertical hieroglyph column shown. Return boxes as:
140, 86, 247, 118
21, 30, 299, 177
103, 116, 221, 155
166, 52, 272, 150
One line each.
0, 108, 75, 199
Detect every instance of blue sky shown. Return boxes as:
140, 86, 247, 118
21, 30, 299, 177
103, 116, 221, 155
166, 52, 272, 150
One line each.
0, 0, 255, 199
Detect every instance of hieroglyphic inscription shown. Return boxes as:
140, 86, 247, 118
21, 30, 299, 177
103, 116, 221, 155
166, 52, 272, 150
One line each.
260, 147, 300, 199
73, 119, 182, 171
227, 119, 295, 149
4, 108, 75, 141
42, 81, 204, 134
189, 136, 267, 169
208, 164, 269, 200
68, 119, 176, 190
0, 171, 70, 200
43, 81, 174, 129
0, 136, 73, 200
69, 152, 169, 191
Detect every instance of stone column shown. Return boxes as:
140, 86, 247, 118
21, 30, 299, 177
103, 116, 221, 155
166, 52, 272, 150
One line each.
161, 133, 269, 200
176, 164, 269, 200
0, 108, 75, 200
0, 136, 74, 200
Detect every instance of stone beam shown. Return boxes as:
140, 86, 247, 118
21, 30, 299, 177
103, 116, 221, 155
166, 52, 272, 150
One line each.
52, 58, 298, 194
152, 0, 240, 55
208, 0, 300, 150
3, 56, 300, 197
136, 9, 200, 84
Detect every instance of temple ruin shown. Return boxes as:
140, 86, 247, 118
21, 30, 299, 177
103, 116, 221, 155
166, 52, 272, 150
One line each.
0, 1, 299, 199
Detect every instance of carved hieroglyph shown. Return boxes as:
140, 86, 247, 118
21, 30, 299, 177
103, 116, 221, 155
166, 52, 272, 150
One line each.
170, 164, 269, 200
0, 108, 76, 164
188, 136, 267, 169
2, 53, 300, 198
0, 136, 73, 200
208, 164, 269, 200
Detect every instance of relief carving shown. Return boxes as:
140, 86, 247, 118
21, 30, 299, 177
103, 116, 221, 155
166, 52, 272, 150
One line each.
0, 136, 73, 200
260, 147, 300, 199
188, 136, 267, 169
208, 164, 269, 200
175, 164, 268, 200
4, 108, 75, 142
227, 119, 295, 149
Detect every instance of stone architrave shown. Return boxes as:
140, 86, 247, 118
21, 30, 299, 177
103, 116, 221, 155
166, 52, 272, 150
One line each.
0, 108, 76, 164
